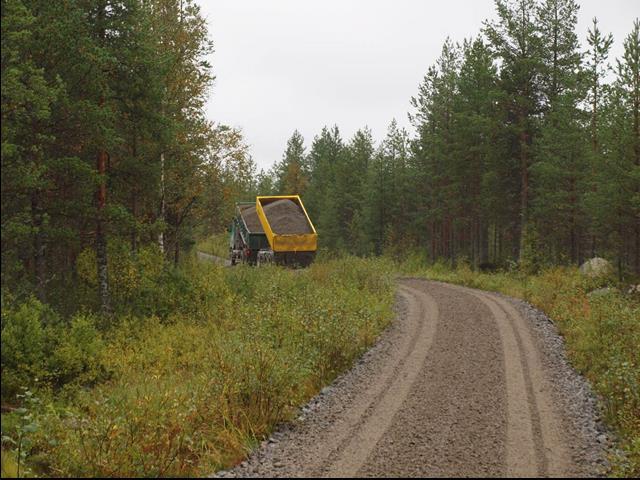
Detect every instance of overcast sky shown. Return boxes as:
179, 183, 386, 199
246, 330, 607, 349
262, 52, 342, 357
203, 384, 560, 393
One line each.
199, 0, 638, 170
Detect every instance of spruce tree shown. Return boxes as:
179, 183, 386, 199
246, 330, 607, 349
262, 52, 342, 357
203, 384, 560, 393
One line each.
305, 126, 344, 249
1, 0, 60, 300
275, 130, 308, 195
451, 38, 503, 265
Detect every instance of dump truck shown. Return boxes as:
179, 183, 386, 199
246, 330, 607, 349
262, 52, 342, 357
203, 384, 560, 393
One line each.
229, 195, 317, 267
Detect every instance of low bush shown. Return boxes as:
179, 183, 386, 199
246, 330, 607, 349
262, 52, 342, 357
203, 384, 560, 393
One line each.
1, 298, 106, 400
1, 256, 395, 477
196, 233, 230, 259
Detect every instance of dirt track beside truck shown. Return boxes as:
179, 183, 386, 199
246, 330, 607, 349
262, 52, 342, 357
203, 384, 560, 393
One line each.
215, 279, 609, 478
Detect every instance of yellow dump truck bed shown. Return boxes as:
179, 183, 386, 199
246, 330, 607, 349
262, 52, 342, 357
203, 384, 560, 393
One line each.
256, 195, 317, 252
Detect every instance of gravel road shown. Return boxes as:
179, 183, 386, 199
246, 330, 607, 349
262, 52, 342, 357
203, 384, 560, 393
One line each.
215, 279, 609, 478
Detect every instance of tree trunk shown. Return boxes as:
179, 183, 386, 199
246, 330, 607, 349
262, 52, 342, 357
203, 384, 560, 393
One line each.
96, 7, 111, 316
131, 131, 138, 254
31, 193, 46, 303
483, 222, 489, 264
518, 121, 530, 263
131, 192, 138, 253
634, 78, 640, 275
159, 152, 166, 254
173, 230, 180, 266
430, 220, 436, 264
96, 148, 111, 316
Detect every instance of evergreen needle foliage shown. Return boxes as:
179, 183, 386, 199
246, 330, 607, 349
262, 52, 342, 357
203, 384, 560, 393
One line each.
2, 0, 639, 477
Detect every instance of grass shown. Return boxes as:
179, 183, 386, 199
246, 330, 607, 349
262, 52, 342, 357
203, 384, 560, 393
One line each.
196, 233, 231, 259
2, 251, 638, 477
399, 256, 640, 477
1, 450, 19, 478
1, 256, 395, 477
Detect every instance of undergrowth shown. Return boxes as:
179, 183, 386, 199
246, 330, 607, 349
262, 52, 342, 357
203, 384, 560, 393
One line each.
1, 256, 394, 477
196, 233, 231, 259
2, 249, 637, 477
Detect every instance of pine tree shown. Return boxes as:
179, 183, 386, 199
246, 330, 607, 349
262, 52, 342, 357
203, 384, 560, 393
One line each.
583, 18, 614, 257
484, 0, 543, 262
532, 0, 586, 264
613, 20, 640, 274
586, 18, 614, 153
410, 39, 461, 262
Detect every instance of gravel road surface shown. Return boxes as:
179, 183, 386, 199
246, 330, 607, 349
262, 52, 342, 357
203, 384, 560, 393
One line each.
215, 279, 609, 478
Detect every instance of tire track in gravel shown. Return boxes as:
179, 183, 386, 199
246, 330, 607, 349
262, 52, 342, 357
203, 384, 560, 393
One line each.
216, 279, 601, 478
478, 290, 571, 477
471, 290, 541, 476
321, 284, 439, 477
274, 283, 439, 476
358, 279, 507, 477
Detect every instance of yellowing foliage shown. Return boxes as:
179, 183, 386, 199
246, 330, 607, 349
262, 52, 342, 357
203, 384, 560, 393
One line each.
2, 256, 394, 477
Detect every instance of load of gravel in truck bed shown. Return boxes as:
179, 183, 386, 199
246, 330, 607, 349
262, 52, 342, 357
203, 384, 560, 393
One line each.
263, 199, 313, 234
239, 205, 264, 233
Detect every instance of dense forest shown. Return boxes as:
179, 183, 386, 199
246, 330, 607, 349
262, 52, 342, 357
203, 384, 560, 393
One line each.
1, 0, 256, 315
2, 0, 639, 477
261, 1, 639, 278
2, 0, 639, 316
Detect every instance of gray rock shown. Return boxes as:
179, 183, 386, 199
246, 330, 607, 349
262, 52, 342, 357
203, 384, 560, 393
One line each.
580, 257, 614, 279
588, 287, 616, 298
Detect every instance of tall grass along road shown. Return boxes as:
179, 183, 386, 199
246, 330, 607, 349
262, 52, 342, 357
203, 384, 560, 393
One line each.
0, 257, 395, 477
220, 279, 607, 478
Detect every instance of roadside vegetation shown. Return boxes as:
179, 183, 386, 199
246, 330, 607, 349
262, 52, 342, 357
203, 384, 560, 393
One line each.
398, 255, 639, 476
1, 255, 394, 477
196, 233, 232, 259
2, 0, 638, 477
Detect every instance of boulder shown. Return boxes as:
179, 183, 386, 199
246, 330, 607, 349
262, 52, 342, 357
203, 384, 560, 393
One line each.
587, 287, 616, 298
579, 257, 614, 279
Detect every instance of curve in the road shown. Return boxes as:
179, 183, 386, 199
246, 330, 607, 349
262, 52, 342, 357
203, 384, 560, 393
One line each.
218, 279, 599, 478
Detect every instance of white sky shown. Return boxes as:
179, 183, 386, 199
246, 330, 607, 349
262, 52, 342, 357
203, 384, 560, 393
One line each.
199, 0, 638, 170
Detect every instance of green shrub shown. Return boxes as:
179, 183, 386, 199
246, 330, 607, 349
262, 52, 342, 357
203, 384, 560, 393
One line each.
76, 241, 166, 316
48, 314, 105, 390
1, 297, 107, 401
12, 256, 394, 476
1, 298, 47, 399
